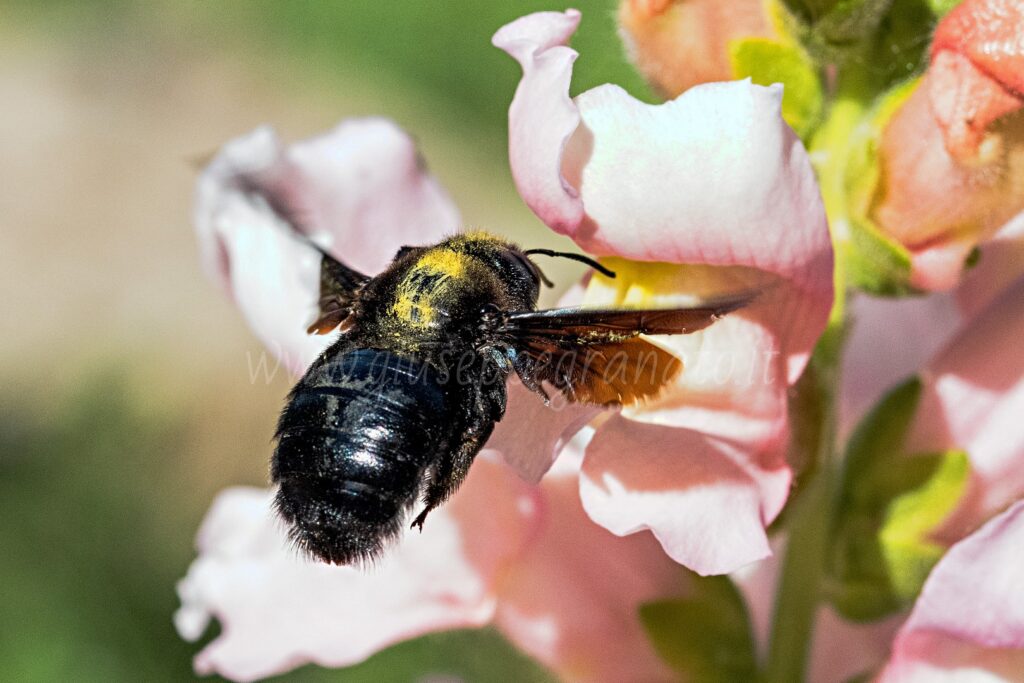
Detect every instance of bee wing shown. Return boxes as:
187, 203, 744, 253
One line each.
234, 172, 370, 335
307, 250, 370, 335
502, 290, 758, 406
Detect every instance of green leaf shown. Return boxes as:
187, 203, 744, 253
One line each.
729, 37, 824, 138
284, 628, 557, 683
640, 576, 757, 683
879, 450, 969, 602
779, 0, 937, 93
826, 379, 971, 621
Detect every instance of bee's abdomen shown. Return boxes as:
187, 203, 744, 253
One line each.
272, 348, 452, 564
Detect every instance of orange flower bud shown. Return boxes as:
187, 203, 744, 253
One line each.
617, 0, 774, 97
929, 0, 1024, 163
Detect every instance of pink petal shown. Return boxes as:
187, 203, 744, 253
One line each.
195, 120, 459, 374
909, 499, 1024, 643
487, 283, 599, 482
492, 9, 584, 235
877, 633, 1024, 682
583, 265, 806, 434
488, 378, 601, 483
957, 213, 1024, 319
494, 445, 686, 682
495, 9, 832, 385
873, 56, 1024, 292
878, 501, 1024, 682
910, 239, 979, 292
810, 607, 903, 683
733, 538, 902, 682
175, 458, 538, 682
906, 274, 1024, 531
575, 264, 809, 572
840, 292, 962, 436
579, 416, 790, 575
931, 0, 1024, 104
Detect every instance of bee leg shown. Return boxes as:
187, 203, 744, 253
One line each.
512, 354, 551, 404
411, 389, 501, 531
411, 438, 488, 531
410, 446, 474, 532
410, 508, 430, 532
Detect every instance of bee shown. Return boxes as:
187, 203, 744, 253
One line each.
271, 228, 754, 565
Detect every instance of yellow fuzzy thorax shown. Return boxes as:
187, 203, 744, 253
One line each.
450, 229, 504, 243
414, 248, 468, 279
390, 247, 473, 327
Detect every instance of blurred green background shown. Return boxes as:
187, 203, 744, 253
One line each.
0, 1, 650, 681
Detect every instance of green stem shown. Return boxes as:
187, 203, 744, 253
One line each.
763, 324, 844, 683
761, 54, 870, 683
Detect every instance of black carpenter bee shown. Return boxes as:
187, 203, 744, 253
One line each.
271, 228, 754, 565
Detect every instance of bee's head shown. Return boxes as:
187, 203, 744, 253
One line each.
432, 232, 544, 309
422, 232, 616, 311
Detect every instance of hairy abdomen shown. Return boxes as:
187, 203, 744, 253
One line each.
272, 348, 453, 564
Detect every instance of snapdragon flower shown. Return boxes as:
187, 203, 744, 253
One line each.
179, 8, 833, 680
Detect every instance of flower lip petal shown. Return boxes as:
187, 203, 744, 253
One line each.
878, 501, 1024, 682
931, 0, 1024, 97
175, 458, 539, 682
194, 119, 460, 374
494, 440, 687, 683
489, 378, 602, 483
243, 118, 460, 274
579, 416, 791, 575
494, 10, 584, 235
486, 283, 600, 483
574, 79, 835, 363
492, 8, 582, 61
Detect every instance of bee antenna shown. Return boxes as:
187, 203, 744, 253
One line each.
523, 249, 617, 279
533, 266, 556, 289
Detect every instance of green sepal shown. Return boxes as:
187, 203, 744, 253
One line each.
928, 0, 962, 16
639, 576, 758, 683
843, 78, 920, 296
842, 218, 915, 296
813, 77, 922, 296
778, 0, 937, 93
812, 0, 896, 48
729, 37, 824, 139
869, 0, 939, 88
826, 378, 971, 621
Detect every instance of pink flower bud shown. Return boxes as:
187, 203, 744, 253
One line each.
872, 0, 1024, 291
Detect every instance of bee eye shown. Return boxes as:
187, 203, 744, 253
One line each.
479, 303, 501, 319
